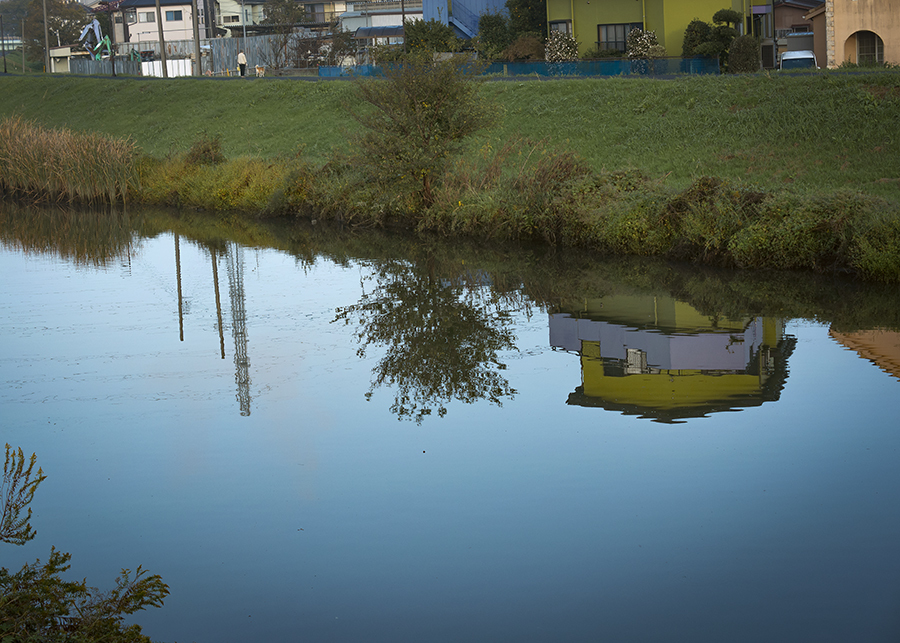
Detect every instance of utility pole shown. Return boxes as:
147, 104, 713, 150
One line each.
41, 0, 49, 72
191, 0, 201, 75
1, 15, 7, 74
154, 0, 168, 77
241, 0, 245, 39
108, 6, 117, 77
21, 19, 25, 73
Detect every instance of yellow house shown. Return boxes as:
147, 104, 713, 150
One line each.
546, 0, 775, 58
805, 0, 899, 68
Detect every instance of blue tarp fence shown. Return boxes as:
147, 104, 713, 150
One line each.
319, 57, 719, 78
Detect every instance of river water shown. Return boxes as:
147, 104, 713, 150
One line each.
2, 205, 900, 642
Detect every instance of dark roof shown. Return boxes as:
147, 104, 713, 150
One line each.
354, 25, 405, 39
118, 0, 193, 8
773, 0, 823, 8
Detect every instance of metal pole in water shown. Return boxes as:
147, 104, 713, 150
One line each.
175, 234, 184, 342
211, 247, 225, 359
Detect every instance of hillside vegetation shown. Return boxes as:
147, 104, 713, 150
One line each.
1, 72, 898, 198
1, 70, 899, 281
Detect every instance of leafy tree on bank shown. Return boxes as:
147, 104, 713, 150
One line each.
476, 0, 545, 61
261, 0, 307, 28
323, 27, 356, 66
369, 41, 406, 63
21, 0, 88, 62
475, 12, 512, 61
370, 19, 460, 64
351, 56, 498, 209
683, 8, 742, 71
404, 18, 460, 54
0, 0, 29, 39
506, 0, 545, 39
261, 0, 307, 69
0, 444, 169, 642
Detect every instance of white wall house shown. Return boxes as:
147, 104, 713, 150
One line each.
215, 0, 266, 36
340, 0, 423, 42
114, 0, 207, 44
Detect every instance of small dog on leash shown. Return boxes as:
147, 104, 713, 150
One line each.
255, 65, 265, 78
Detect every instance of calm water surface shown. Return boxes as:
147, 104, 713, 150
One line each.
2, 206, 900, 642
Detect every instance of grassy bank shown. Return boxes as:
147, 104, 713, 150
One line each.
1, 71, 899, 280
2, 72, 899, 196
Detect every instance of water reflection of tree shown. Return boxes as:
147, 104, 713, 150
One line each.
334, 258, 520, 423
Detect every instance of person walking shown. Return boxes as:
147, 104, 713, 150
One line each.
238, 50, 247, 77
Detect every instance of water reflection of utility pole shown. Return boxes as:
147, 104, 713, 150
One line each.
210, 247, 226, 359
226, 242, 251, 416
175, 233, 184, 341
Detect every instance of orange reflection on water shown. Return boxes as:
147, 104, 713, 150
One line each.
830, 328, 900, 382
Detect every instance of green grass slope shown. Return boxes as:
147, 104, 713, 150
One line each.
1, 72, 898, 199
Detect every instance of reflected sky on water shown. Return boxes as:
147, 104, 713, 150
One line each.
2, 208, 900, 643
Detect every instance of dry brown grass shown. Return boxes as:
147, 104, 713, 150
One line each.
0, 116, 137, 204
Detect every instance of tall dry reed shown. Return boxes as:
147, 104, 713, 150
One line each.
0, 116, 137, 204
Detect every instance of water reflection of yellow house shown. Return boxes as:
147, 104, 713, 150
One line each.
550, 295, 795, 423
829, 328, 900, 381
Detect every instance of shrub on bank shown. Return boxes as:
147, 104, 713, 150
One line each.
851, 212, 900, 282
728, 191, 900, 278
139, 151, 288, 213
422, 138, 592, 242
133, 144, 900, 282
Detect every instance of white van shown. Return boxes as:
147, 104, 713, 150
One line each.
780, 50, 818, 70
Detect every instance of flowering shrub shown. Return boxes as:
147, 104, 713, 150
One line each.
626, 28, 663, 58
545, 31, 579, 63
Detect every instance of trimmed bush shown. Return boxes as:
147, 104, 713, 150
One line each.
729, 35, 760, 73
